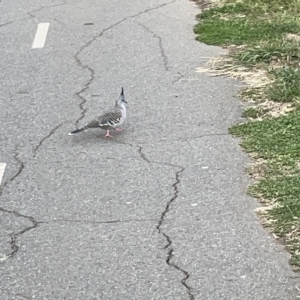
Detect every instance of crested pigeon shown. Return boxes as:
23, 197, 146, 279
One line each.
68, 87, 127, 137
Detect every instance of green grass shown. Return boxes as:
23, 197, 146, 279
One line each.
230, 103, 300, 268
194, 1, 300, 46
195, 19, 300, 46
236, 40, 300, 67
230, 110, 300, 179
268, 68, 300, 102
195, 0, 300, 270
239, 67, 300, 104
230, 111, 300, 164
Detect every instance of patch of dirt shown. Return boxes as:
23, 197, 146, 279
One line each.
256, 101, 294, 119
190, 0, 222, 10
196, 56, 272, 87
196, 56, 295, 119
246, 158, 268, 180
286, 33, 300, 42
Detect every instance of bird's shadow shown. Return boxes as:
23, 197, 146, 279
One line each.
68, 128, 133, 146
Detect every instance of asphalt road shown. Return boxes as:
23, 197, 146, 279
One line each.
0, 0, 299, 299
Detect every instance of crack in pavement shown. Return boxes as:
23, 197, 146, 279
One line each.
15, 294, 32, 300
0, 20, 13, 28
137, 146, 186, 168
99, 141, 195, 296
1, 121, 63, 188
0, 207, 38, 264
137, 145, 151, 163
73, 0, 175, 127
8, 146, 25, 184
32, 122, 64, 157
167, 248, 194, 299
0, 124, 63, 262
138, 23, 170, 71
136, 146, 194, 299
157, 166, 195, 299
0, 2, 68, 28
137, 132, 230, 145
27, 1, 68, 19
172, 71, 184, 84
42, 218, 158, 225
0, 147, 27, 263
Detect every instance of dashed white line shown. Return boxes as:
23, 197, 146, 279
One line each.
32, 23, 50, 49
0, 163, 7, 185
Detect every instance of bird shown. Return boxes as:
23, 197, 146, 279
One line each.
68, 87, 127, 137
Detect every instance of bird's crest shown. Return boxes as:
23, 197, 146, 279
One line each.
115, 87, 127, 106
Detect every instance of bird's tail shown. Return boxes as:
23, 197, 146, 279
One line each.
68, 126, 86, 135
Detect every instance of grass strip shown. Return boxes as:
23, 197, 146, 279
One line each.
194, 0, 300, 270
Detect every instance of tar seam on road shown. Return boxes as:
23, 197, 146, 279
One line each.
32, 22, 50, 48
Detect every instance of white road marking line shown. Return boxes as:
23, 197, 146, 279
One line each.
0, 163, 7, 185
32, 23, 50, 49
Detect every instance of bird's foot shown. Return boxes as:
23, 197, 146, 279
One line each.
105, 130, 113, 138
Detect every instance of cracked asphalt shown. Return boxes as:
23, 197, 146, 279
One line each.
0, 0, 299, 299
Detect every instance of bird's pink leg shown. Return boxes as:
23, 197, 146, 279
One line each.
115, 128, 123, 132
105, 130, 113, 137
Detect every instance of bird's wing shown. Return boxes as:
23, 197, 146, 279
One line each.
98, 109, 123, 128
86, 118, 102, 129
